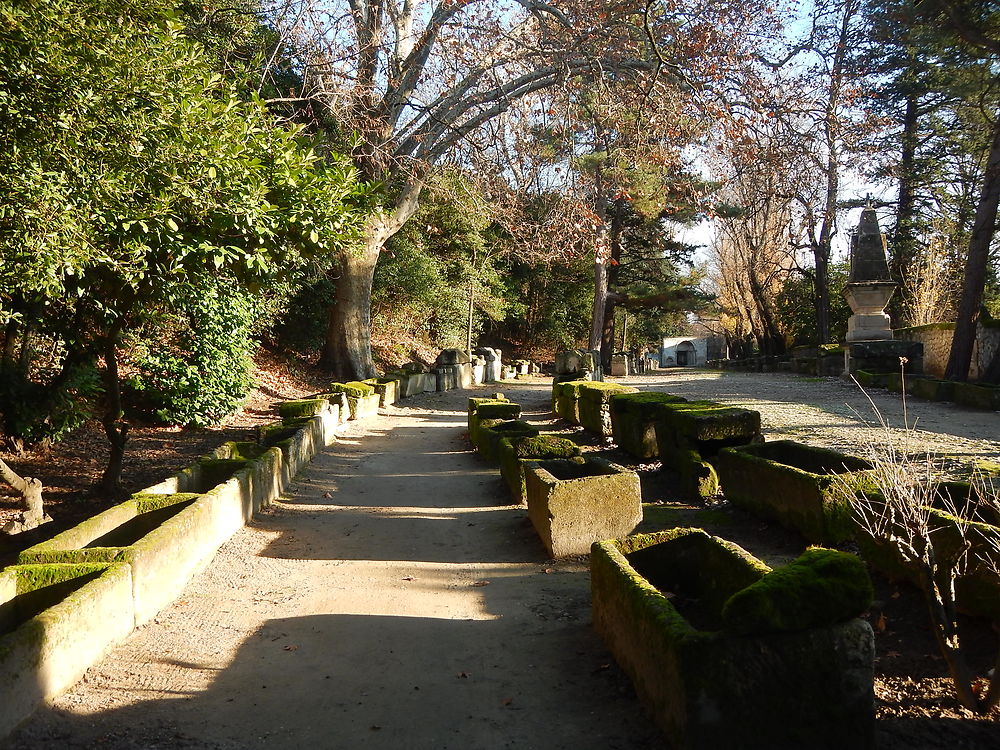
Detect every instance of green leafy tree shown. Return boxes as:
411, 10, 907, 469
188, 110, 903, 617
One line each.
0, 2, 365, 492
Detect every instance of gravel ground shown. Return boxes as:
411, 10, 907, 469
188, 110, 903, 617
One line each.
620, 368, 1000, 474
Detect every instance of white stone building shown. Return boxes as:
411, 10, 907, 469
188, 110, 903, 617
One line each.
659, 336, 725, 367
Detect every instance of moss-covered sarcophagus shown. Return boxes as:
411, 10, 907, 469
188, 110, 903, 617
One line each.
609, 391, 688, 459
551, 379, 589, 424
324, 381, 380, 420
18, 491, 215, 626
652, 400, 762, 500
715, 441, 872, 544
467, 396, 519, 444
498, 434, 582, 504
0, 563, 134, 737
523, 458, 641, 557
474, 419, 539, 463
591, 529, 875, 749
577, 382, 638, 437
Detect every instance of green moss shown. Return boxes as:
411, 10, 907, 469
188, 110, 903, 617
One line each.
326, 381, 376, 398
12, 563, 110, 594
278, 398, 329, 420
578, 381, 634, 395
512, 435, 580, 459
610, 391, 686, 410
132, 492, 201, 514
475, 402, 521, 420
721, 548, 872, 635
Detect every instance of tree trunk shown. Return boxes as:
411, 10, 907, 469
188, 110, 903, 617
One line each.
0, 457, 43, 521
944, 112, 1000, 382
320, 244, 382, 380
319, 181, 424, 380
890, 90, 921, 326
599, 196, 626, 373
99, 333, 129, 495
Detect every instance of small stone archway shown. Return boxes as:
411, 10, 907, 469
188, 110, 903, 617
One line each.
675, 340, 697, 366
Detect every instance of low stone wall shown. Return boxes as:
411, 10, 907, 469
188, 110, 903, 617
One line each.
896, 320, 1000, 380
715, 441, 872, 544
591, 529, 875, 749
0, 563, 135, 738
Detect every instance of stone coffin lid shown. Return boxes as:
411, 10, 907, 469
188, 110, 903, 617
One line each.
436, 348, 471, 366
473, 347, 498, 361
848, 207, 891, 283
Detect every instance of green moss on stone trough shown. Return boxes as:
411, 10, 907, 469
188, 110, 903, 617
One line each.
590, 528, 875, 749
196, 458, 250, 492
909, 378, 956, 402
326, 381, 376, 398
499, 434, 582, 504
577, 382, 638, 437
722, 548, 873, 635
475, 419, 539, 463
278, 398, 330, 420
552, 379, 592, 424
653, 400, 762, 500
468, 398, 520, 444
715, 441, 872, 544
852, 370, 888, 389
609, 391, 687, 459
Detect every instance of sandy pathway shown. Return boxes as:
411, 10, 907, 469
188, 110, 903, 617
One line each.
9, 384, 660, 750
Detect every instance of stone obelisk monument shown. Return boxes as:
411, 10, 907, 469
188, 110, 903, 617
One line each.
842, 206, 922, 375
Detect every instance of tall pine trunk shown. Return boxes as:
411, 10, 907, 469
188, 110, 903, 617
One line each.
945, 113, 1000, 382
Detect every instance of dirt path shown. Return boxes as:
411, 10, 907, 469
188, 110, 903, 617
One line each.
9, 369, 1000, 748
9, 383, 660, 750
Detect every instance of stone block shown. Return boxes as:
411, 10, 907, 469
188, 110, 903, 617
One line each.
467, 397, 519, 444
591, 529, 875, 749
555, 348, 602, 381
436, 348, 471, 366
523, 458, 641, 557
845, 340, 923, 376
610, 354, 629, 377
952, 381, 1000, 411
498, 435, 582, 504
371, 377, 400, 407
609, 391, 688, 459
552, 379, 590, 424
653, 400, 762, 500
908, 377, 955, 403
474, 420, 539, 463
0, 563, 134, 739
715, 441, 872, 544
577, 382, 639, 437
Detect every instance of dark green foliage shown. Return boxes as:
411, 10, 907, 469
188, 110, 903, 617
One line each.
124, 282, 257, 427
270, 276, 338, 352
0, 363, 102, 445
722, 548, 873, 635
775, 266, 851, 347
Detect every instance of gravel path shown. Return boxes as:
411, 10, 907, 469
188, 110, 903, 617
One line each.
621, 369, 1000, 473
